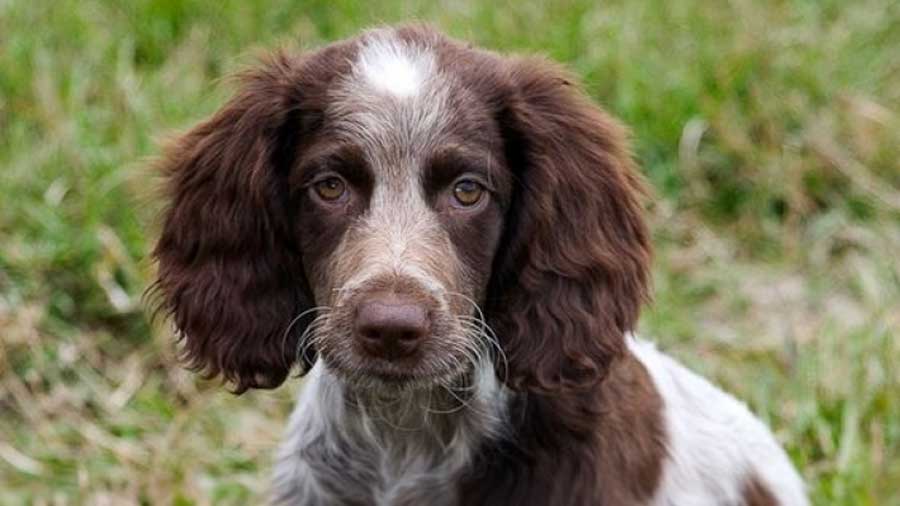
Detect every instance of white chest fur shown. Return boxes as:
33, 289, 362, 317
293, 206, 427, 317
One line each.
271, 361, 506, 506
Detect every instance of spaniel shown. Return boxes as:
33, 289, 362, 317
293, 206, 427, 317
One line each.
151, 25, 808, 506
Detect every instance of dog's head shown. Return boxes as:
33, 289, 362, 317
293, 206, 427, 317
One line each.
151, 26, 650, 395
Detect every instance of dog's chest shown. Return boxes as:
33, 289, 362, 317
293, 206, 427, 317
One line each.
272, 364, 507, 505
302, 437, 466, 506
272, 400, 488, 505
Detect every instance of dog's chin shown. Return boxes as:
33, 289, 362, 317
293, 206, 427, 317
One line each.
322, 355, 471, 395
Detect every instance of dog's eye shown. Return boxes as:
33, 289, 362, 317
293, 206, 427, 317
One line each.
313, 177, 346, 201
452, 179, 484, 207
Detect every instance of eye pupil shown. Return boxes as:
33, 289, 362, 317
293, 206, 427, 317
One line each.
314, 177, 346, 201
453, 180, 484, 206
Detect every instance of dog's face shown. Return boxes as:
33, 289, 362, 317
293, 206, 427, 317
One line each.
292, 36, 512, 388
152, 26, 651, 395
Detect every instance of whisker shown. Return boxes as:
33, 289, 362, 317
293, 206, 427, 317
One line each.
454, 311, 510, 386
281, 306, 331, 363
438, 379, 479, 415
296, 315, 330, 365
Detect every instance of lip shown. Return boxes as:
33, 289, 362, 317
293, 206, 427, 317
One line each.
362, 360, 434, 384
369, 369, 420, 384
327, 357, 460, 389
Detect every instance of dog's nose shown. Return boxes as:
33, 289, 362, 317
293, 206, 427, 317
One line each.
355, 294, 429, 360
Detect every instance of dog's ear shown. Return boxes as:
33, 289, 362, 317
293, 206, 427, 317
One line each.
488, 57, 651, 394
151, 52, 316, 393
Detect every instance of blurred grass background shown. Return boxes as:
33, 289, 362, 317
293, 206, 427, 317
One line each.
1, 0, 898, 504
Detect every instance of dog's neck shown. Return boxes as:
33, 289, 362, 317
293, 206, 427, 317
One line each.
272, 360, 508, 505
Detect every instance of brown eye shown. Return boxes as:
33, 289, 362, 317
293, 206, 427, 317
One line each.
452, 179, 484, 207
313, 177, 346, 201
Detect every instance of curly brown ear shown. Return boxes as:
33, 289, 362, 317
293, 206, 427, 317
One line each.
487, 57, 651, 393
151, 53, 315, 393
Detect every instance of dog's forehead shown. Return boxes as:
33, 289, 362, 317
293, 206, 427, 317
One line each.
323, 30, 462, 181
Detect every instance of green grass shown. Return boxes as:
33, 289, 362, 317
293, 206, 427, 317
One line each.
1, 0, 898, 504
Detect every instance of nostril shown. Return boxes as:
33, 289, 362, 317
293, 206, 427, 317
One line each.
360, 327, 382, 342
398, 330, 419, 342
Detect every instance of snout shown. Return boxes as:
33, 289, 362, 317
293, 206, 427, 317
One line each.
354, 292, 430, 361
314, 277, 476, 387
315, 215, 476, 386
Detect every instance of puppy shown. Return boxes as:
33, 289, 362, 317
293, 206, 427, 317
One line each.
152, 25, 808, 506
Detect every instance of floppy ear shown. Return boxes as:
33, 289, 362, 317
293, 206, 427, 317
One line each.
151, 53, 316, 393
487, 57, 651, 393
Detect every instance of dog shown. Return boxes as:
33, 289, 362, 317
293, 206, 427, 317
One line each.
151, 25, 808, 506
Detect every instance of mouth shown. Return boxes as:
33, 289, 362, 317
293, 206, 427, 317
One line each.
359, 356, 425, 381
319, 347, 471, 391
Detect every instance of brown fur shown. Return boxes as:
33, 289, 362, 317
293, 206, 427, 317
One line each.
486, 55, 651, 394
459, 355, 666, 505
743, 475, 780, 506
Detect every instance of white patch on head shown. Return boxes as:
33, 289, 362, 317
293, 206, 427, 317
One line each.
355, 32, 435, 98
628, 336, 808, 506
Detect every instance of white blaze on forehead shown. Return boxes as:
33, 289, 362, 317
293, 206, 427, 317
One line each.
355, 34, 435, 97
